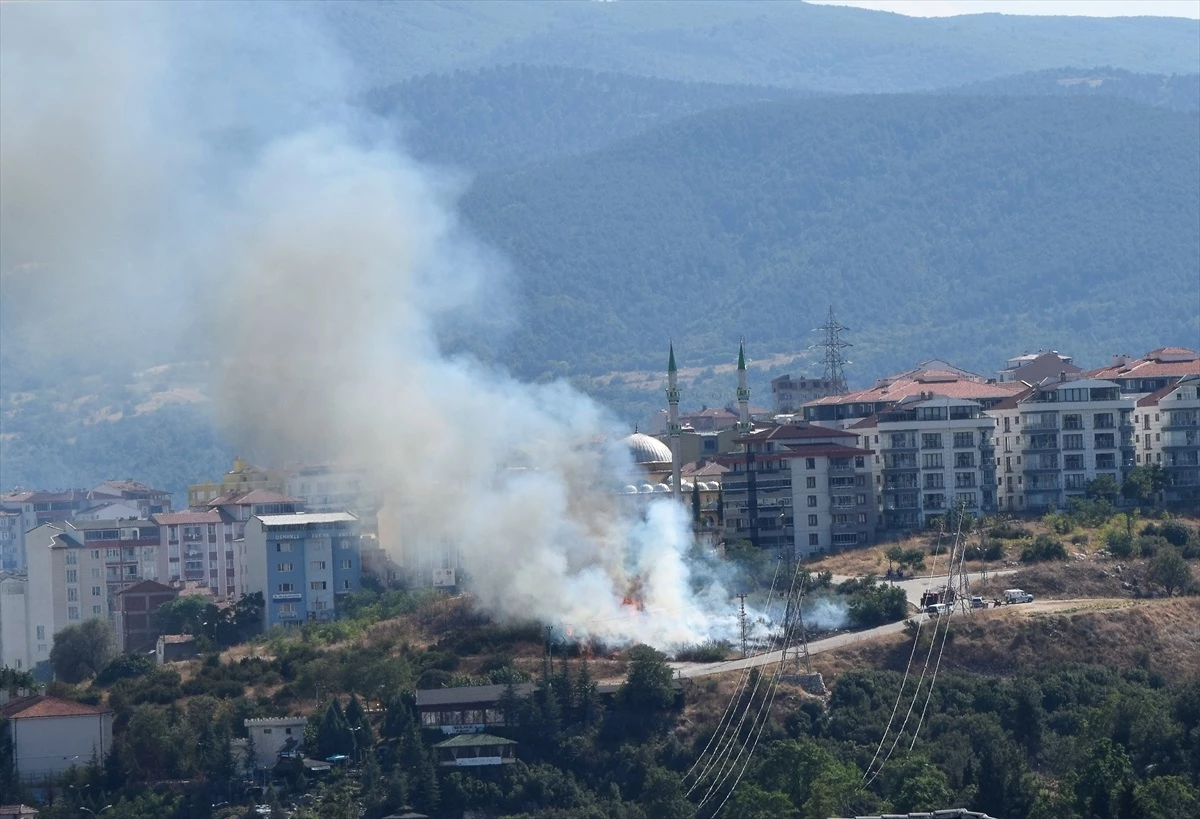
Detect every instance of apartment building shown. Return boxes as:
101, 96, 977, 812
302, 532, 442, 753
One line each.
87, 480, 172, 517
17, 524, 111, 672
1138, 374, 1200, 505
241, 512, 362, 630
0, 574, 30, 671
719, 424, 875, 558
285, 466, 380, 527
64, 518, 162, 607
0, 513, 22, 573
852, 395, 997, 531
188, 457, 287, 508
995, 350, 1080, 383
770, 375, 838, 414
153, 510, 236, 599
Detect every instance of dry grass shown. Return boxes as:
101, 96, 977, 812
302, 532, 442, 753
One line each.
830, 597, 1200, 685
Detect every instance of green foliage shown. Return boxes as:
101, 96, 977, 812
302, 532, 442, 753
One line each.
1139, 534, 1171, 558
1021, 535, 1068, 564
460, 95, 1200, 388
965, 538, 1005, 562
321, 2, 1200, 92
1105, 529, 1135, 558
1147, 548, 1195, 597
673, 641, 731, 662
94, 652, 155, 687
1066, 495, 1113, 527
1124, 465, 1168, 506
989, 521, 1032, 540
1086, 474, 1123, 504
618, 645, 676, 714
50, 617, 116, 683
841, 580, 908, 629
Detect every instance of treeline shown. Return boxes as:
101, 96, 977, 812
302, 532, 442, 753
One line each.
459, 94, 1200, 385
950, 67, 1200, 112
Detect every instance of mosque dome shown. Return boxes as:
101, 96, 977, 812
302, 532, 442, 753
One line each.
622, 485, 639, 495
654, 483, 671, 493
622, 432, 673, 465
638, 484, 655, 494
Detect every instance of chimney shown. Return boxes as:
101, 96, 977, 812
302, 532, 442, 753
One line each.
1060, 371, 1067, 382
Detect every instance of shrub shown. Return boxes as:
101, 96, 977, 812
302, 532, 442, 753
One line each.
94, 652, 156, 687
1158, 520, 1195, 549
964, 538, 1004, 561
1070, 534, 1090, 546
1105, 530, 1134, 558
1044, 512, 1075, 535
1021, 535, 1068, 563
1138, 535, 1171, 558
674, 641, 731, 662
988, 522, 1031, 540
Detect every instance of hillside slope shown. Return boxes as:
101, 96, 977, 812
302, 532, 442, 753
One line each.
370, 64, 807, 173
460, 95, 1200, 380
318, 0, 1200, 92
949, 66, 1200, 111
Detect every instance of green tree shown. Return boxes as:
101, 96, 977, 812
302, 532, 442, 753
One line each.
618, 645, 676, 713
315, 699, 356, 760
1134, 776, 1200, 819
691, 480, 701, 524
50, 617, 116, 683
1072, 738, 1136, 819
885, 545, 905, 574
1087, 474, 1122, 504
154, 595, 209, 635
1147, 548, 1193, 597
1123, 465, 1166, 506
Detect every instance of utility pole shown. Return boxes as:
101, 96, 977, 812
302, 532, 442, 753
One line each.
544, 626, 554, 679
737, 593, 748, 658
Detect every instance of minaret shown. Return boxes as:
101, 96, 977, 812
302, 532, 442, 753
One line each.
667, 343, 682, 501
737, 341, 752, 434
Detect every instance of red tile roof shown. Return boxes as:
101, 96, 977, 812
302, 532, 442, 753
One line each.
0, 695, 111, 719
986, 386, 1036, 412
805, 369, 1023, 407
682, 461, 730, 477
1085, 350, 1200, 381
1136, 382, 1182, 407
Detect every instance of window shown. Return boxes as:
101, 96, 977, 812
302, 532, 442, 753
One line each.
278, 603, 297, 618
1063, 414, 1082, 430
66, 569, 77, 583
68, 606, 79, 620
277, 583, 294, 593
65, 551, 78, 565
310, 561, 326, 571
923, 453, 943, 469
833, 513, 848, 524
338, 559, 351, 570
807, 514, 818, 526
805, 458, 815, 470
1093, 413, 1114, 429
310, 581, 327, 591
858, 513, 868, 524
808, 534, 819, 546
954, 452, 975, 468
1096, 454, 1116, 469
91, 586, 102, 597
91, 550, 100, 560
277, 563, 293, 572
1063, 434, 1084, 450
806, 476, 816, 489
1094, 433, 1116, 449
342, 580, 352, 590
855, 456, 865, 468
67, 588, 79, 602
955, 473, 976, 488
92, 605, 102, 615
36, 625, 45, 640
275, 543, 293, 553
953, 432, 974, 448
924, 473, 944, 489
921, 433, 943, 449
856, 494, 867, 505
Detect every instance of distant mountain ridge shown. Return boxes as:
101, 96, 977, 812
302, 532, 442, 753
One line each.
950, 67, 1200, 111
319, 0, 1200, 93
457, 94, 1199, 382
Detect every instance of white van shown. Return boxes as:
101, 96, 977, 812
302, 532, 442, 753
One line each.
1004, 588, 1034, 604
924, 602, 950, 616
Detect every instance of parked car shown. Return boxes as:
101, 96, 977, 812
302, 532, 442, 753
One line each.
924, 603, 950, 616
970, 596, 986, 609
1004, 588, 1034, 604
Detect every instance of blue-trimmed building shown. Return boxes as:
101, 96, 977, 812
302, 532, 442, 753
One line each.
241, 512, 361, 630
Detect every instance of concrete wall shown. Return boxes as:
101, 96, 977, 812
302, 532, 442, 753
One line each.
10, 712, 112, 782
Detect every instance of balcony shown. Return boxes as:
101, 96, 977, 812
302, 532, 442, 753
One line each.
1023, 421, 1059, 432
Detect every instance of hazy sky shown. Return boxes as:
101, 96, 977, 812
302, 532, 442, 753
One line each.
807, 0, 1200, 18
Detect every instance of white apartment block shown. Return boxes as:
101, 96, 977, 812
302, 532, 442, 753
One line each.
987, 378, 1137, 512
1138, 374, 1200, 506
153, 511, 238, 600
854, 395, 997, 530
0, 573, 30, 671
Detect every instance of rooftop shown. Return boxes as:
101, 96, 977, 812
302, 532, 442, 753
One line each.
416, 683, 536, 707
737, 424, 856, 443
805, 363, 1023, 407
433, 733, 518, 749
1085, 347, 1200, 380
153, 510, 222, 525
0, 695, 112, 720
207, 489, 300, 507
256, 512, 358, 527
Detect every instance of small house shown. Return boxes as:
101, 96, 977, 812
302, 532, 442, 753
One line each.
433, 732, 517, 767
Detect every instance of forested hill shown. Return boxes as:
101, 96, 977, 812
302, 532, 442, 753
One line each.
370, 65, 808, 173
949, 67, 1200, 111
459, 95, 1200, 381
319, 0, 1200, 92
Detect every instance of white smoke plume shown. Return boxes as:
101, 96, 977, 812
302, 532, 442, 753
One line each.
0, 2, 740, 648
803, 597, 851, 632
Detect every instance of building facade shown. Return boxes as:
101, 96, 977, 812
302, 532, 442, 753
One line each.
1139, 374, 1200, 505
719, 424, 875, 557
0, 692, 113, 783
112, 580, 180, 653
241, 512, 362, 630
854, 395, 997, 530
770, 374, 839, 414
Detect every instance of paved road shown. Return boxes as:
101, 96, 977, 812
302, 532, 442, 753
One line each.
831, 570, 1017, 609
669, 569, 1020, 680
670, 617, 915, 679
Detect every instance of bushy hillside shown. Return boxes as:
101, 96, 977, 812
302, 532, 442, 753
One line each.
460, 95, 1200, 381
949, 66, 1200, 111
318, 0, 1200, 92
370, 64, 807, 172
